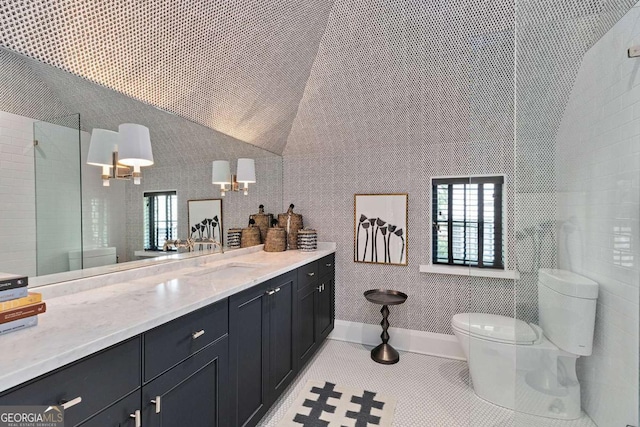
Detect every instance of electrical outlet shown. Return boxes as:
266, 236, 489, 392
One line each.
628, 46, 640, 58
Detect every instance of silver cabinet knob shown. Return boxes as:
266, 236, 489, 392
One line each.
266, 289, 276, 295
325, 263, 332, 267
307, 272, 315, 277
130, 410, 141, 427
150, 396, 161, 414
316, 286, 322, 292
192, 330, 205, 339
60, 396, 82, 410
274, 287, 281, 293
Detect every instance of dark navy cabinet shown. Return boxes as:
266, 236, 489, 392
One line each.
142, 336, 229, 427
296, 254, 335, 369
229, 271, 296, 427
0, 337, 142, 427
0, 254, 335, 427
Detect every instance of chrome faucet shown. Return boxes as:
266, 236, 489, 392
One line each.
163, 238, 224, 254
163, 238, 194, 252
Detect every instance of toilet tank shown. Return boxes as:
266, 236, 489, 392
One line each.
538, 269, 598, 356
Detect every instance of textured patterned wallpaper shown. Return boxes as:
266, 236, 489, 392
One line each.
0, 0, 335, 154
283, 0, 518, 334
0, 48, 71, 120
283, 0, 636, 333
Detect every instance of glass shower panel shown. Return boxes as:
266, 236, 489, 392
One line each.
34, 114, 82, 276
514, 2, 639, 426
466, 12, 517, 425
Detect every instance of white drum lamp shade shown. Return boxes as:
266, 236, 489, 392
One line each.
236, 158, 256, 184
212, 160, 231, 184
117, 124, 154, 167
87, 129, 118, 166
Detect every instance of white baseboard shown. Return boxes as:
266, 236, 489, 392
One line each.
328, 320, 467, 361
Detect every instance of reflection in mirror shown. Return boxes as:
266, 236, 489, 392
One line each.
0, 47, 283, 286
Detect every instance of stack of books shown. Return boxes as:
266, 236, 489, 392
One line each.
0, 273, 46, 336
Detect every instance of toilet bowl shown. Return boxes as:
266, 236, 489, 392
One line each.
452, 269, 598, 420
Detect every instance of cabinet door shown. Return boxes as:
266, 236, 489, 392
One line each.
229, 281, 270, 427
0, 337, 141, 427
142, 337, 229, 427
267, 271, 296, 401
317, 275, 334, 341
79, 391, 140, 427
296, 282, 318, 369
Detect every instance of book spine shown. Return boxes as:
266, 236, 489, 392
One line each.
0, 276, 28, 291
0, 293, 42, 312
0, 287, 28, 303
0, 302, 46, 324
0, 315, 38, 336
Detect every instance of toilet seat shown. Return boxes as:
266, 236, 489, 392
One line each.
451, 313, 540, 345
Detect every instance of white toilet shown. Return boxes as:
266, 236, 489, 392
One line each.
451, 269, 598, 420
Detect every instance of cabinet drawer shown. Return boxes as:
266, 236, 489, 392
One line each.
297, 261, 318, 289
318, 254, 335, 279
0, 337, 141, 427
79, 391, 140, 427
144, 299, 228, 382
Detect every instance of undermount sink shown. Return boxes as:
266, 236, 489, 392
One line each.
185, 262, 265, 279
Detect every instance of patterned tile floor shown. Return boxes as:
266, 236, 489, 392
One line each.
258, 340, 597, 427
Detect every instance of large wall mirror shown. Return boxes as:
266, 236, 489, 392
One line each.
0, 47, 283, 286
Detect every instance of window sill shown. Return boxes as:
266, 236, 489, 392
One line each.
419, 264, 520, 280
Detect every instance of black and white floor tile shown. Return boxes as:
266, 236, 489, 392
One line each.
258, 340, 596, 427
278, 380, 396, 427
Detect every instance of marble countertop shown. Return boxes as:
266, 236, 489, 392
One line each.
0, 243, 336, 392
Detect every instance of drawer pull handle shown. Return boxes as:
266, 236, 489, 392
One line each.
130, 410, 141, 427
266, 289, 276, 296
151, 396, 161, 414
60, 396, 82, 410
316, 286, 322, 292
307, 272, 315, 277
274, 287, 281, 293
321, 283, 325, 292
192, 330, 205, 339
325, 263, 332, 267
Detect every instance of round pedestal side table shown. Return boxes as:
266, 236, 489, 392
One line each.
364, 289, 408, 364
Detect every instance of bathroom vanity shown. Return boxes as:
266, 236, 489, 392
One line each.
0, 244, 336, 427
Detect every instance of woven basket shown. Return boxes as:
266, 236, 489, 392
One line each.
277, 204, 303, 250
264, 227, 287, 252
241, 226, 262, 248
250, 205, 273, 243
297, 229, 317, 252
227, 228, 242, 249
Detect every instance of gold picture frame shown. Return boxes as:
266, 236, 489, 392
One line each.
354, 193, 408, 266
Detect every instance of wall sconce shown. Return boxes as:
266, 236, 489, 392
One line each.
211, 158, 256, 196
87, 124, 154, 186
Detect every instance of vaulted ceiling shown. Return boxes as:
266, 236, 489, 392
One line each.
0, 0, 636, 156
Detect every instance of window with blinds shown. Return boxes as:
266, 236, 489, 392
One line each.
144, 191, 178, 251
432, 176, 504, 269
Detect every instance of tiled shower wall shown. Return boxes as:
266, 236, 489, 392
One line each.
0, 111, 37, 277
554, 4, 640, 425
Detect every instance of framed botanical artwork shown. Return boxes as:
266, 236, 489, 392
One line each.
188, 199, 223, 245
354, 194, 408, 266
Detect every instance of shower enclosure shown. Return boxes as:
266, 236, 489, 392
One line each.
33, 113, 83, 275
512, 1, 639, 426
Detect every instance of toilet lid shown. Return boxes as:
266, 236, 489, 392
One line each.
452, 313, 538, 344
